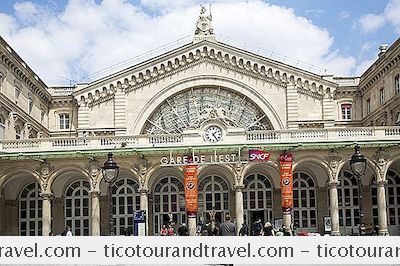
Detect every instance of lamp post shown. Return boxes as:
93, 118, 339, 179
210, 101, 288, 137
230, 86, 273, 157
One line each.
349, 144, 367, 236
102, 153, 120, 236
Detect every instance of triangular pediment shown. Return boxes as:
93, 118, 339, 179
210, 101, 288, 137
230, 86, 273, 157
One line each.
74, 39, 337, 107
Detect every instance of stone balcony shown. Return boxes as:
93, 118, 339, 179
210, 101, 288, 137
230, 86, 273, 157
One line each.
0, 126, 399, 155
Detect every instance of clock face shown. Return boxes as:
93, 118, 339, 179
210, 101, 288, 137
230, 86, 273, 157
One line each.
204, 125, 223, 143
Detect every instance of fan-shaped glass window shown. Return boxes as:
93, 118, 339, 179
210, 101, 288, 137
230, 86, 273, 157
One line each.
19, 182, 42, 236
293, 172, 317, 231
243, 173, 274, 226
198, 175, 230, 224
153, 176, 185, 235
142, 86, 273, 134
336, 170, 359, 235
65, 180, 91, 236
371, 170, 400, 234
111, 178, 140, 235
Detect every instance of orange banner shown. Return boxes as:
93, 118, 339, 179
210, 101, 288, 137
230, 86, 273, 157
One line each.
183, 164, 198, 216
280, 153, 293, 214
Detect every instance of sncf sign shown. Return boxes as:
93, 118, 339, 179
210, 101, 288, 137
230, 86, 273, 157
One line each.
248, 149, 270, 162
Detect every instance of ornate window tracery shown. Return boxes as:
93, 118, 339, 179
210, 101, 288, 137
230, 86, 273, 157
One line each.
142, 87, 273, 134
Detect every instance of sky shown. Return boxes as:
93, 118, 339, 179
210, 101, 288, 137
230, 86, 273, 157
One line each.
0, 0, 399, 86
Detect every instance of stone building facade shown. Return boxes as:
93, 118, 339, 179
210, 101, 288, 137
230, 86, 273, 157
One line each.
0, 9, 399, 236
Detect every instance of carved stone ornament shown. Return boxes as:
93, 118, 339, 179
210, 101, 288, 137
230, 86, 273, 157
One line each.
134, 155, 151, 187
195, 5, 214, 35
325, 149, 342, 169
87, 158, 101, 189
38, 160, 53, 180
373, 148, 390, 168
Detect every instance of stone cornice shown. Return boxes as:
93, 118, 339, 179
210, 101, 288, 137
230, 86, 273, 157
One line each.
74, 40, 337, 106
358, 37, 400, 94
0, 93, 49, 134
0, 36, 52, 104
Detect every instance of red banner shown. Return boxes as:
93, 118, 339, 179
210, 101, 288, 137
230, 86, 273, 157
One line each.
279, 153, 293, 214
183, 164, 198, 217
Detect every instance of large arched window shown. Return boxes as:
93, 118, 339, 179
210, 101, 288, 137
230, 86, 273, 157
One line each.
19, 182, 42, 236
65, 180, 91, 236
371, 170, 400, 234
293, 172, 317, 231
198, 175, 230, 224
153, 176, 185, 235
243, 173, 273, 225
112, 178, 140, 235
337, 170, 359, 235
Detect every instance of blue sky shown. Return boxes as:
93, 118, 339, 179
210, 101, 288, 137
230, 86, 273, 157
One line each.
0, 0, 399, 85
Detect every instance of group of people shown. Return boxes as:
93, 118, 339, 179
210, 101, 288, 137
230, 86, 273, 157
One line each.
239, 218, 292, 236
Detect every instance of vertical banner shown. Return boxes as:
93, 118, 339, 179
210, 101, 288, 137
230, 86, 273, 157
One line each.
133, 210, 146, 236
279, 153, 293, 214
183, 164, 198, 217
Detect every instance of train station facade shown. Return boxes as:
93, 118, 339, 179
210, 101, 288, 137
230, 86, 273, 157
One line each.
0, 9, 400, 236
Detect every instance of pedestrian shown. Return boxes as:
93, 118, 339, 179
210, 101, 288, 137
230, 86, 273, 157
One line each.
213, 223, 221, 236
48, 231, 54, 236
160, 225, 168, 236
61, 225, 73, 236
220, 214, 236, 236
167, 224, 175, 236
251, 218, 263, 236
178, 223, 188, 236
263, 221, 275, 236
238, 222, 249, 236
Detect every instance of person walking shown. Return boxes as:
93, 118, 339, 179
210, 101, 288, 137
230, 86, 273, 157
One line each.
252, 218, 263, 236
178, 223, 188, 236
220, 214, 236, 236
61, 225, 73, 236
263, 221, 275, 236
238, 222, 249, 236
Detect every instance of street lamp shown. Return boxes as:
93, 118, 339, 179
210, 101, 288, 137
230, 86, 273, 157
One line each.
349, 144, 367, 236
102, 153, 120, 236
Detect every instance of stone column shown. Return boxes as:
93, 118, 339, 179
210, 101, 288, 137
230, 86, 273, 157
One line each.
40, 192, 53, 236
91, 190, 101, 236
329, 181, 340, 236
377, 180, 389, 235
234, 185, 244, 235
139, 189, 149, 235
188, 217, 197, 236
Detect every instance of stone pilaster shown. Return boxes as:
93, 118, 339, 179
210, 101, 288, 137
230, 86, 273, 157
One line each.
91, 190, 101, 236
234, 185, 244, 235
114, 88, 126, 136
322, 90, 334, 128
328, 181, 340, 236
286, 83, 298, 129
377, 180, 389, 235
40, 192, 53, 236
139, 188, 149, 236
325, 149, 342, 236
373, 148, 390, 235
77, 100, 89, 137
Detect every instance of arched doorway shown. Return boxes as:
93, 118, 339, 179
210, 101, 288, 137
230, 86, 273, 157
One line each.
19, 182, 42, 236
111, 177, 140, 235
64, 180, 91, 236
337, 170, 359, 235
243, 173, 274, 227
152, 176, 185, 235
198, 175, 230, 224
293, 171, 317, 232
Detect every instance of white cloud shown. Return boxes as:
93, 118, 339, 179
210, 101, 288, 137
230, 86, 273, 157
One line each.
384, 0, 400, 33
356, 13, 385, 34
0, 0, 356, 85
339, 11, 350, 20
355, 57, 377, 76
354, 0, 400, 34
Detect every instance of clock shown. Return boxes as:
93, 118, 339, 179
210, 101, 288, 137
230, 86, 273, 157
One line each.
204, 125, 223, 143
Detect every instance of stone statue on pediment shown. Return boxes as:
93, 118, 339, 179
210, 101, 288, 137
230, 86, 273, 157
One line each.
194, 4, 215, 42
